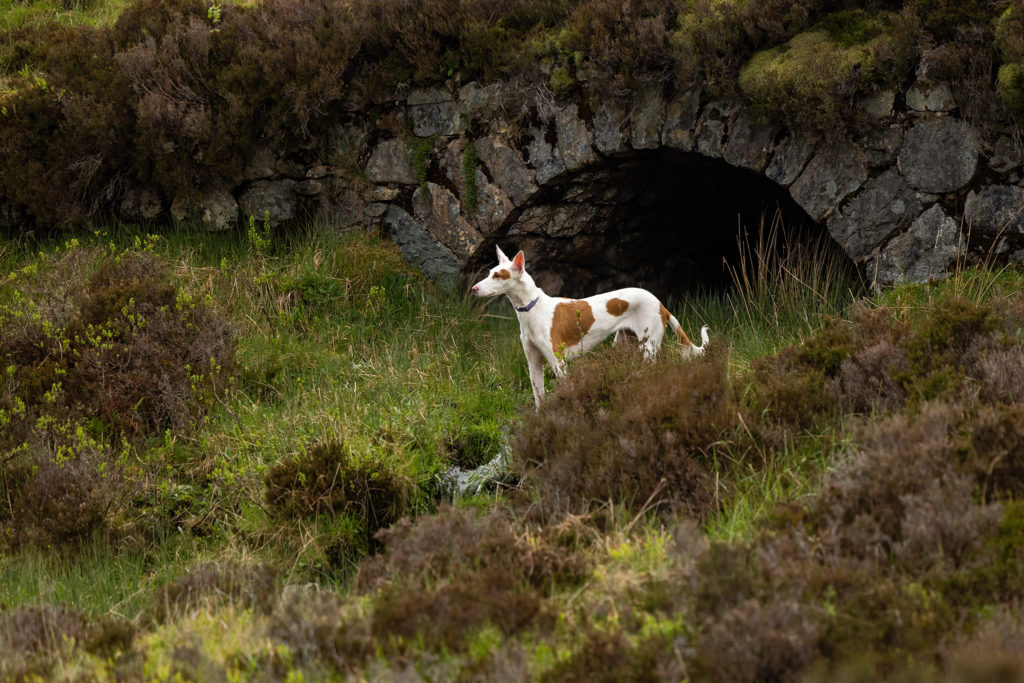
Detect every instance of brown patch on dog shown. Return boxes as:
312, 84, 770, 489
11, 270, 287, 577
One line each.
606, 298, 629, 316
551, 301, 595, 352
492, 269, 511, 280
660, 304, 694, 346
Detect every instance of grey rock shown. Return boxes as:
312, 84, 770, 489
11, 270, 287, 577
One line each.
413, 182, 484, 259
906, 82, 955, 112
861, 125, 904, 168
474, 135, 537, 205
872, 204, 962, 284
964, 185, 1024, 237
170, 195, 200, 224
383, 205, 460, 287
695, 100, 732, 158
364, 202, 389, 218
899, 118, 978, 193
408, 87, 457, 137
723, 109, 776, 172
306, 165, 329, 179
630, 88, 666, 150
365, 139, 418, 185
295, 179, 323, 196
200, 190, 238, 231
525, 126, 566, 185
827, 169, 923, 260
473, 171, 515, 233
555, 104, 597, 170
239, 179, 297, 227
662, 88, 701, 150
369, 186, 401, 202
329, 123, 370, 168
989, 136, 1022, 173
593, 100, 629, 155
859, 90, 895, 118
120, 188, 162, 221
766, 132, 816, 187
790, 142, 868, 221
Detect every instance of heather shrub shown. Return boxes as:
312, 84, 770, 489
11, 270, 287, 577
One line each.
157, 561, 278, 620
812, 403, 999, 570
0, 244, 235, 546
0, 604, 132, 681
512, 344, 735, 517
354, 505, 589, 653
264, 439, 414, 548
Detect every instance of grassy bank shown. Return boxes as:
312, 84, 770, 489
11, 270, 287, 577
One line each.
3, 219, 1024, 680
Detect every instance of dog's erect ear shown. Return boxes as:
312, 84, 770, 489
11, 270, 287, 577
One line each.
495, 245, 510, 263
511, 250, 525, 273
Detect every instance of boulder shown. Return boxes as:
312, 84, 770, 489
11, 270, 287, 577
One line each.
383, 205, 460, 286
790, 142, 867, 221
964, 185, 1024, 237
871, 204, 962, 284
630, 88, 666, 150
408, 87, 456, 137
366, 139, 418, 185
695, 100, 732, 158
905, 82, 955, 112
827, 169, 923, 260
239, 180, 297, 227
593, 100, 629, 154
413, 182, 484, 259
765, 132, 816, 187
120, 188, 163, 222
200, 191, 239, 231
473, 136, 537, 206
555, 104, 597, 170
899, 118, 978, 193
723, 109, 776, 172
525, 126, 566, 185
662, 88, 701, 151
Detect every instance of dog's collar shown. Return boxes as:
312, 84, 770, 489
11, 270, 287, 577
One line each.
515, 296, 540, 313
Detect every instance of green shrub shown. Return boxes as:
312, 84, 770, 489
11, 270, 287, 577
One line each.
264, 439, 413, 546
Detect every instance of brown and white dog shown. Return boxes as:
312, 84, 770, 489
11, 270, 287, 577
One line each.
472, 246, 709, 407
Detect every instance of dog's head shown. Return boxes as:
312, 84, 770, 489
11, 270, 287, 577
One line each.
472, 246, 526, 297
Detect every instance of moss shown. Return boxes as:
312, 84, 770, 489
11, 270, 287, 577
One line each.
739, 29, 880, 124
548, 65, 576, 99
411, 136, 435, 188
997, 62, 1024, 117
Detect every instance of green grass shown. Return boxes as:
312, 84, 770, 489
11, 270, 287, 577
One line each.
6, 214, 955, 680
0, 0, 130, 31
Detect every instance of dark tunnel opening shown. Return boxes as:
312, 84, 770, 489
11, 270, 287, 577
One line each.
470, 149, 856, 302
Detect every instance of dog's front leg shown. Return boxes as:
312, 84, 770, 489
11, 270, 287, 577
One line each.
521, 337, 547, 408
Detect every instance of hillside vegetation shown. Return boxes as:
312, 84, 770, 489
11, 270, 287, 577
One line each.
1, 218, 1024, 679
0, 0, 1021, 229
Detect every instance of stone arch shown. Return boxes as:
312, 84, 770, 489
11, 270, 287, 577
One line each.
371, 83, 1012, 291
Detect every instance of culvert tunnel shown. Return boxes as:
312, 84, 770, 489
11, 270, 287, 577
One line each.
467, 149, 853, 302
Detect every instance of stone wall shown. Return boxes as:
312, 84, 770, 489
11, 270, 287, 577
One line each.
123, 78, 1024, 291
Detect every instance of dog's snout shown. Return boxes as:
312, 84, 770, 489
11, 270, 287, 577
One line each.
472, 284, 480, 294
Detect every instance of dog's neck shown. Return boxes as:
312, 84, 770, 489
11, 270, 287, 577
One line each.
505, 272, 545, 312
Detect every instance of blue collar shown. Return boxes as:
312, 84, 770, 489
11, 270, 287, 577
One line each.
515, 296, 540, 313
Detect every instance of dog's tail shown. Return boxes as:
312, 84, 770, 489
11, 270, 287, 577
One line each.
667, 314, 709, 357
